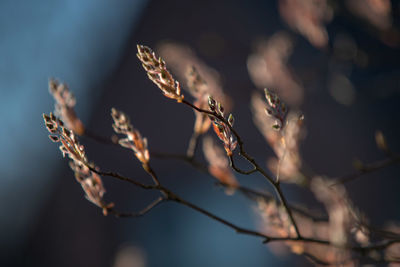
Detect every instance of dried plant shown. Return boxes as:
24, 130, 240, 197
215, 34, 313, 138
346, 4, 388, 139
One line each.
111, 108, 150, 165
207, 96, 237, 156
42, 44, 400, 267
43, 113, 113, 215
278, 0, 333, 48
247, 32, 303, 107
137, 45, 184, 102
48, 79, 85, 135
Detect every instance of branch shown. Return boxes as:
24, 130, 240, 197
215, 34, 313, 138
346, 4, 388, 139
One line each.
181, 99, 302, 238
229, 155, 257, 175
84, 158, 400, 262
108, 196, 166, 218
331, 155, 400, 186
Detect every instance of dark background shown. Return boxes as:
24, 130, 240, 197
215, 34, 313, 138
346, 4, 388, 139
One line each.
1, 0, 400, 266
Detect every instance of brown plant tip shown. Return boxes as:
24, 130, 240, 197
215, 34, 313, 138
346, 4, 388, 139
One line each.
48, 78, 85, 135
136, 44, 184, 103
43, 113, 113, 213
111, 108, 150, 164
43, 113, 86, 161
264, 88, 287, 130
208, 96, 237, 156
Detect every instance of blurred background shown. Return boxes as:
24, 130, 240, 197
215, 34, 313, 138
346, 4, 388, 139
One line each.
1, 0, 400, 266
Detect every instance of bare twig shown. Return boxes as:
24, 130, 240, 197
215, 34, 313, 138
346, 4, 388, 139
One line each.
108, 196, 166, 218
228, 155, 257, 175
331, 155, 400, 186
83, 129, 119, 146
181, 99, 302, 238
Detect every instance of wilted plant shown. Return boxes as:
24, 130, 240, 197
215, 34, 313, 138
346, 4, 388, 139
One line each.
42, 44, 400, 266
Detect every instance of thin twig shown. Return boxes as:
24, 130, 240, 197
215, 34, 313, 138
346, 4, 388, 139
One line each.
85, 160, 400, 259
331, 155, 400, 186
228, 155, 257, 175
108, 196, 166, 218
181, 99, 302, 238
83, 129, 118, 146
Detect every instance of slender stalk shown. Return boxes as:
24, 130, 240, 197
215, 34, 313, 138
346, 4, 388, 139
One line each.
108, 196, 166, 218
229, 155, 257, 175
331, 155, 400, 186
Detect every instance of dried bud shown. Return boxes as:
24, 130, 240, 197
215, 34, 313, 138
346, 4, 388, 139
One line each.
137, 44, 184, 102
208, 97, 237, 156
48, 79, 85, 135
49, 135, 59, 142
208, 96, 216, 111
111, 108, 150, 164
43, 114, 51, 122
228, 114, 234, 127
264, 88, 287, 131
43, 113, 87, 162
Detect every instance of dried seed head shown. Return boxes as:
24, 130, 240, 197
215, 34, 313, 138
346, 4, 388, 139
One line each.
48, 79, 85, 135
111, 108, 150, 164
137, 44, 184, 103
264, 88, 287, 131
208, 96, 216, 111
43, 113, 87, 163
208, 97, 237, 156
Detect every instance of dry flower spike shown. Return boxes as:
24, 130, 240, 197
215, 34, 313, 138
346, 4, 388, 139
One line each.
111, 108, 150, 164
43, 113, 113, 215
48, 79, 85, 135
208, 96, 237, 156
264, 88, 287, 130
137, 44, 184, 102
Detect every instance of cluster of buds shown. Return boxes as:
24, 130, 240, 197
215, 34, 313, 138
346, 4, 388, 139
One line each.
70, 161, 114, 215
264, 88, 287, 130
111, 108, 150, 164
137, 44, 184, 103
44, 112, 86, 162
251, 92, 304, 183
203, 136, 239, 194
208, 96, 237, 156
186, 66, 208, 97
48, 79, 85, 135
43, 113, 113, 215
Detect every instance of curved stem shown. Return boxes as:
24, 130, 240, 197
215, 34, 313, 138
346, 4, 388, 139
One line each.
108, 196, 166, 217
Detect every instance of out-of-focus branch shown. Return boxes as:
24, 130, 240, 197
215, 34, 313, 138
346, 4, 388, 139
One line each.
331, 154, 400, 186
186, 131, 201, 159
83, 129, 119, 146
108, 196, 166, 218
